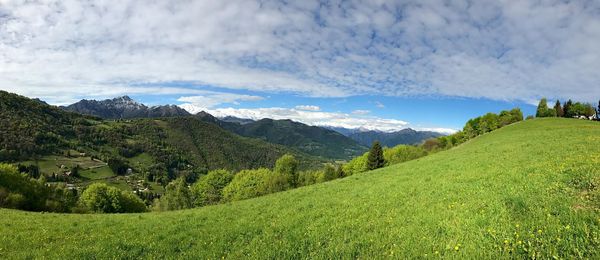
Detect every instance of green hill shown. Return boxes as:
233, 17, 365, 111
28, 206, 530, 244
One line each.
1, 118, 599, 258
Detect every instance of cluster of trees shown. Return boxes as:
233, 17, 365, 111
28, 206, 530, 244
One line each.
423, 108, 524, 151
153, 154, 346, 211
536, 98, 598, 119
0, 164, 78, 212
1, 163, 147, 213
343, 142, 428, 176
77, 183, 147, 213
342, 108, 524, 176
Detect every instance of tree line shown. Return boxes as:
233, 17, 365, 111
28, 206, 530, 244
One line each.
536, 98, 599, 119
153, 154, 347, 211
343, 108, 524, 176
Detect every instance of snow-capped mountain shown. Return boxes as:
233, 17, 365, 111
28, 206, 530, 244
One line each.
63, 96, 190, 119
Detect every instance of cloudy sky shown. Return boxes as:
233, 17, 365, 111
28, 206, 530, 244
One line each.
1, 0, 599, 132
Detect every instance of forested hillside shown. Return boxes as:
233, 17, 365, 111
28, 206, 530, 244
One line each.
196, 113, 367, 160
0, 91, 319, 183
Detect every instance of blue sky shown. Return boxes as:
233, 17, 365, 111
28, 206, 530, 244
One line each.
1, 0, 598, 132
131, 87, 536, 131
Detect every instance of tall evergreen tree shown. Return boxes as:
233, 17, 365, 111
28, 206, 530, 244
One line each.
564, 99, 573, 118
536, 98, 548, 117
367, 141, 385, 170
554, 100, 563, 117
597, 100, 600, 120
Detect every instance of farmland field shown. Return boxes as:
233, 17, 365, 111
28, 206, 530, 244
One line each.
1, 118, 599, 258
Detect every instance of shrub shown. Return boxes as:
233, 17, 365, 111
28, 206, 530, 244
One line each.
297, 170, 319, 186
222, 168, 272, 202
384, 145, 428, 166
343, 152, 369, 176
191, 169, 233, 206
316, 164, 338, 183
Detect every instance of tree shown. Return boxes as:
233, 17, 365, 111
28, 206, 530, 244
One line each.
316, 164, 338, 183
479, 113, 500, 133
191, 169, 233, 206
0, 163, 48, 211
584, 103, 595, 117
463, 118, 480, 138
597, 100, 600, 120
554, 100, 564, 117
107, 158, 128, 175
510, 108, 524, 122
78, 183, 146, 213
367, 141, 385, 170
157, 177, 193, 211
422, 138, 441, 151
563, 99, 573, 117
273, 154, 298, 187
536, 98, 548, 117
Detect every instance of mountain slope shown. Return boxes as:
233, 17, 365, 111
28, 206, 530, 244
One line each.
196, 113, 367, 160
2, 118, 599, 258
0, 91, 317, 172
63, 96, 190, 119
158, 117, 318, 171
0, 90, 94, 161
348, 128, 444, 147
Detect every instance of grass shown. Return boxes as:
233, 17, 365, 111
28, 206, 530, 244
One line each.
126, 153, 154, 172
1, 118, 599, 258
79, 166, 115, 180
20, 155, 106, 176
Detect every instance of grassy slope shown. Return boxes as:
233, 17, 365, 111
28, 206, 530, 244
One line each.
1, 118, 599, 258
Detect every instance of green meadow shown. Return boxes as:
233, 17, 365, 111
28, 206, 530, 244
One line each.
1, 118, 599, 258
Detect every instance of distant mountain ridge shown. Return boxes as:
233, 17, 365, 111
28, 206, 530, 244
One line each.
196, 113, 367, 160
346, 128, 444, 147
63, 96, 190, 119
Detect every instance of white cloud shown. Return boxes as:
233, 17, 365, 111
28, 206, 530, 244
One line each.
351, 110, 370, 115
177, 91, 263, 113
1, 0, 600, 104
295, 105, 320, 111
374, 101, 385, 108
418, 128, 458, 135
189, 106, 411, 132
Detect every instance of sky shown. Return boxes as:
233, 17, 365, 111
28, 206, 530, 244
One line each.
1, 0, 599, 132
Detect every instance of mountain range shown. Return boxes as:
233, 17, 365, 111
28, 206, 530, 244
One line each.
60, 95, 445, 159
344, 128, 444, 147
0, 91, 318, 173
62, 96, 190, 119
